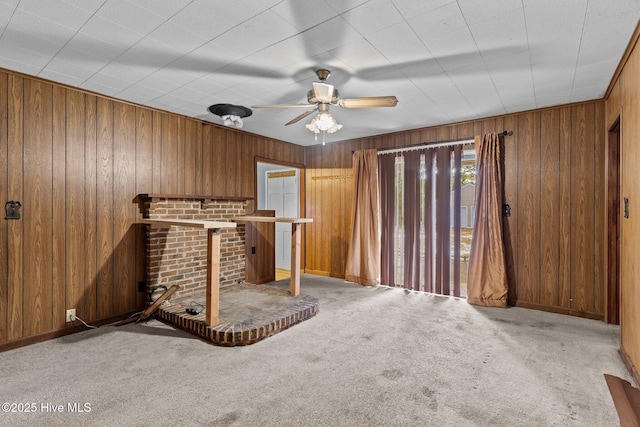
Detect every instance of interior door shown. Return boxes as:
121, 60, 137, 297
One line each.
266, 170, 298, 270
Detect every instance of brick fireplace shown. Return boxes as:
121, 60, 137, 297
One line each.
138, 194, 248, 300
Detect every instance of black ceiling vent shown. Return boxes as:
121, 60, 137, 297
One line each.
207, 104, 252, 129
207, 103, 252, 118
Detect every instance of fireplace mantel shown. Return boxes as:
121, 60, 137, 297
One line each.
136, 193, 253, 204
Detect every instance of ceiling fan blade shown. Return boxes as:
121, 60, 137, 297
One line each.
252, 103, 316, 109
338, 96, 398, 108
354, 46, 528, 80
285, 110, 316, 126
312, 82, 334, 103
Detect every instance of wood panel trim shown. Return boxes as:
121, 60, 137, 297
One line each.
23, 79, 54, 336
621, 344, 640, 388
7, 77, 25, 337
136, 193, 253, 202
255, 156, 305, 169
514, 301, 604, 321
0, 311, 140, 353
604, 374, 640, 426
605, 20, 640, 100
558, 107, 572, 310
53, 86, 67, 330
539, 109, 560, 307
311, 174, 353, 181
304, 269, 342, 278
267, 170, 296, 178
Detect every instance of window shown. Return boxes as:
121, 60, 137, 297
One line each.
459, 206, 468, 228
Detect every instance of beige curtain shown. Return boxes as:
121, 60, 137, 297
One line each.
467, 133, 509, 307
345, 149, 380, 286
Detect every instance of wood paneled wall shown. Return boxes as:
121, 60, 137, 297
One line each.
606, 25, 640, 385
304, 101, 606, 319
0, 69, 303, 349
0, 64, 617, 348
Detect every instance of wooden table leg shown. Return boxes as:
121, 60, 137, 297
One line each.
290, 222, 301, 296
206, 229, 221, 326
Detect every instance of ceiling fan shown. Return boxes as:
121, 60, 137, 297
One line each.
252, 69, 398, 143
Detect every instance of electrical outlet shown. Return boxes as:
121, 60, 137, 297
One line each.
65, 308, 76, 322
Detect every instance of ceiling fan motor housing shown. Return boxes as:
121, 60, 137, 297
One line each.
307, 88, 339, 104
315, 69, 331, 81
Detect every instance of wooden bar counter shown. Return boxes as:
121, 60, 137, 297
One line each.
233, 216, 313, 296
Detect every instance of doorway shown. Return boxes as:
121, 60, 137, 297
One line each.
266, 169, 298, 271
256, 160, 303, 280
606, 118, 620, 324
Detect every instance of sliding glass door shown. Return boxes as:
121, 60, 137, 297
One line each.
379, 144, 475, 297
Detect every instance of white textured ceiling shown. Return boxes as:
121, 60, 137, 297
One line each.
0, 0, 638, 146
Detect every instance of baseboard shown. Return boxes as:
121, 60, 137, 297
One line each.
514, 301, 604, 321
303, 269, 331, 277
620, 344, 640, 388
0, 311, 141, 353
303, 269, 346, 279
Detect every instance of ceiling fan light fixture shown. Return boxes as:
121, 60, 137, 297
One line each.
306, 112, 342, 145
306, 112, 342, 133
221, 114, 243, 128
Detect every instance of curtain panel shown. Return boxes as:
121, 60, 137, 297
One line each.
422, 150, 435, 293
379, 153, 396, 286
435, 146, 452, 295
345, 149, 380, 286
378, 146, 465, 296
467, 133, 509, 307
403, 151, 421, 290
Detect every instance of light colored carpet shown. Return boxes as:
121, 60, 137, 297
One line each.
0, 274, 631, 426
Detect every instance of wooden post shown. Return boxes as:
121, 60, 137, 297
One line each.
206, 229, 221, 326
290, 222, 301, 296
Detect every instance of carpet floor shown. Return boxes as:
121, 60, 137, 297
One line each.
0, 274, 632, 426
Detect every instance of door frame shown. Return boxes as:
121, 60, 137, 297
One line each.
605, 118, 621, 324
254, 157, 306, 272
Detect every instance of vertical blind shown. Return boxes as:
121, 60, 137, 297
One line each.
378, 144, 470, 297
